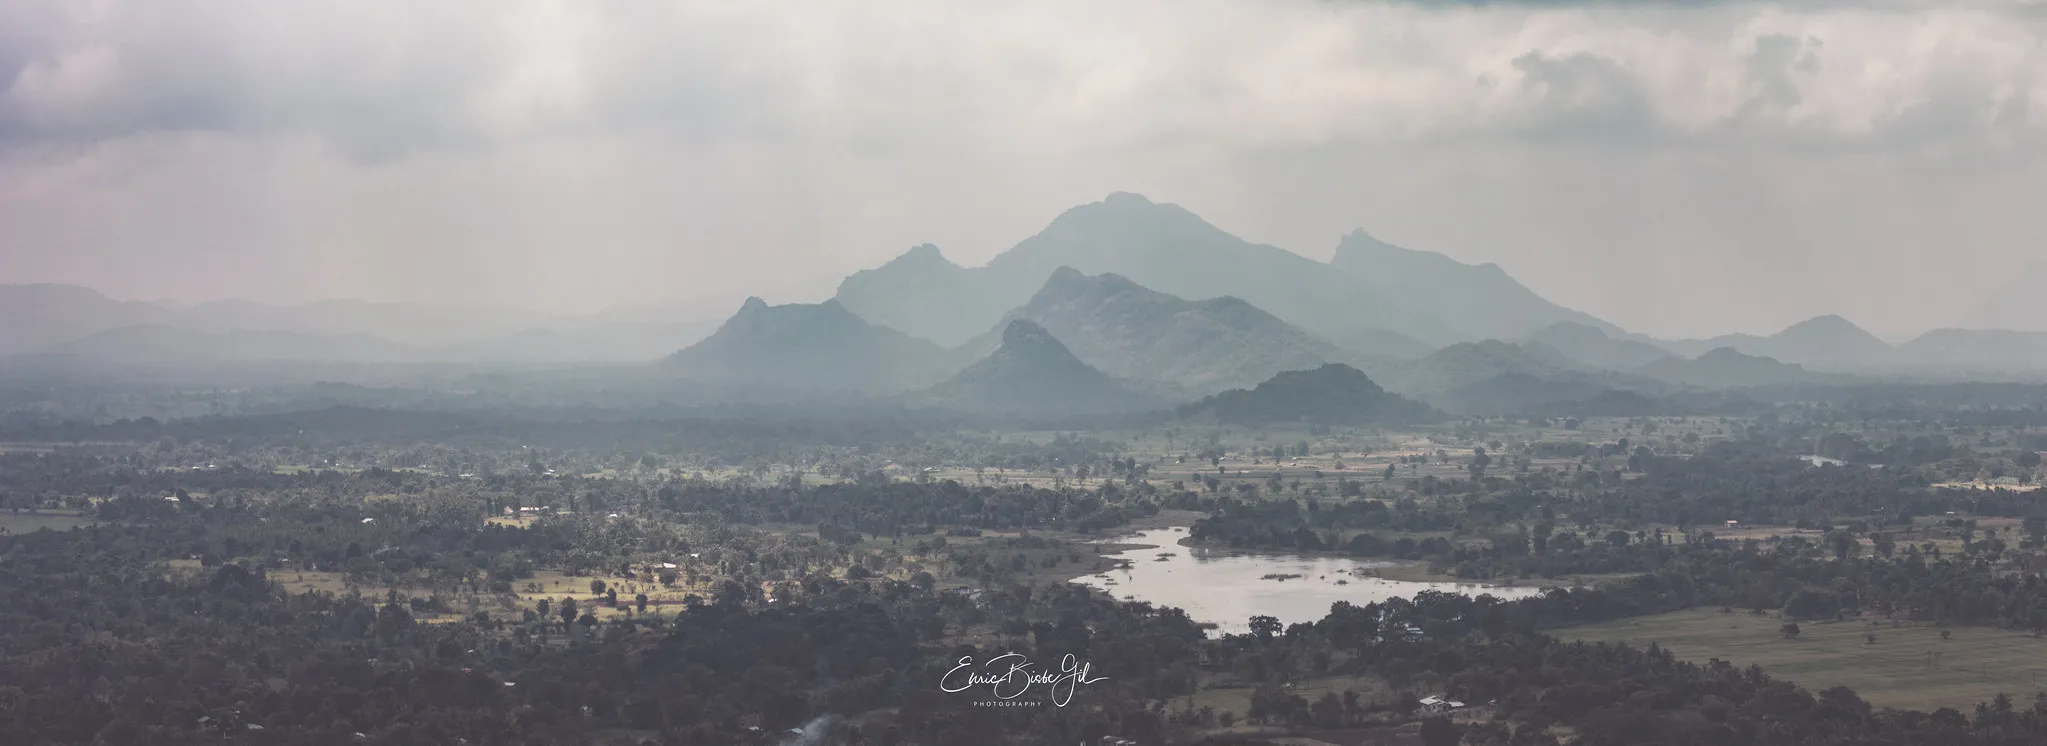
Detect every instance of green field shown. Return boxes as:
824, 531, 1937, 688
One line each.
1561, 609, 2047, 711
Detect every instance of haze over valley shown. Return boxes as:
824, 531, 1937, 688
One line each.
8, 2, 2047, 745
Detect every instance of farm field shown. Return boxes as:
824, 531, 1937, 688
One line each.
1561, 608, 2047, 711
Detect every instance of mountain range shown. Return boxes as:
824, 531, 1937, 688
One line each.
835, 192, 1592, 354
8, 192, 2047, 405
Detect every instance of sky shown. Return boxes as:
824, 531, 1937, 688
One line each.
2, 1, 2045, 339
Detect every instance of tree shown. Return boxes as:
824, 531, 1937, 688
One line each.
635, 593, 649, 613
590, 579, 607, 595
1249, 615, 1281, 640
1781, 622, 1801, 640
1831, 531, 1860, 560
559, 598, 578, 627
1420, 716, 1464, 746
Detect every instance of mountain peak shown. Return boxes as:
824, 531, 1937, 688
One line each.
1779, 314, 1862, 335
740, 296, 768, 312
884, 243, 954, 268
1001, 318, 1059, 349
1045, 265, 1088, 286
1035, 266, 1141, 297
924, 318, 1151, 415
1102, 191, 1154, 207
1699, 346, 1784, 365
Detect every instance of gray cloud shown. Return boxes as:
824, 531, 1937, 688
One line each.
2, 0, 2046, 338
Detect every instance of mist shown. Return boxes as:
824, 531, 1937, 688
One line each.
4, 0, 2046, 339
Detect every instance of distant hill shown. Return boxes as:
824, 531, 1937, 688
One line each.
1367, 339, 1666, 414
1764, 315, 1896, 370
663, 298, 952, 395
950, 268, 1349, 395
1329, 230, 1621, 341
1526, 322, 1675, 371
1957, 263, 2047, 332
921, 320, 1158, 415
1176, 363, 1435, 426
835, 193, 1450, 354
1897, 329, 2047, 374
1370, 339, 1584, 392
1637, 347, 1846, 388
0, 284, 177, 356
1658, 315, 1894, 371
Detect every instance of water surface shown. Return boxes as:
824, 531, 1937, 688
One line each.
1072, 527, 1548, 636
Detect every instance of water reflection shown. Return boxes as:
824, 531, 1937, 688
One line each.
1071, 527, 1548, 636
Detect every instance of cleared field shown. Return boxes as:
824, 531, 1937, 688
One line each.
0, 511, 96, 532
1561, 608, 2047, 711
1187, 674, 1390, 721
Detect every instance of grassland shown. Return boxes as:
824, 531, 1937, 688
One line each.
1561, 608, 2047, 711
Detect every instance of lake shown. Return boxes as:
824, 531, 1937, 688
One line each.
1071, 527, 1550, 636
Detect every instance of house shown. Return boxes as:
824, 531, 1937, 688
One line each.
1418, 695, 1466, 714
1724, 520, 1739, 528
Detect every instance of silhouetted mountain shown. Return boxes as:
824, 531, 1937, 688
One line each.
950, 268, 1350, 395
1658, 315, 1893, 371
1176, 363, 1435, 426
0, 284, 177, 356
1766, 315, 1896, 369
921, 320, 1157, 415
1897, 329, 2047, 374
1329, 229, 1621, 341
1957, 262, 2047, 332
835, 193, 1440, 355
1637, 347, 1847, 388
1526, 322, 1675, 371
664, 298, 951, 395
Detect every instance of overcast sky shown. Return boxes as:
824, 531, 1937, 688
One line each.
3, 1, 2044, 338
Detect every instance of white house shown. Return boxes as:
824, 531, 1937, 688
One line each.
1418, 695, 1467, 714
